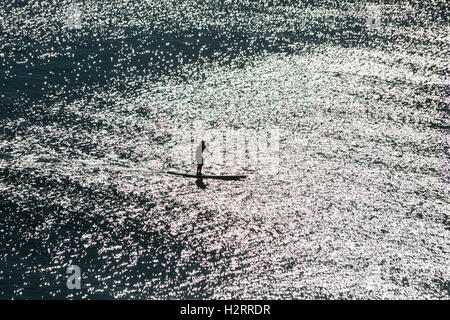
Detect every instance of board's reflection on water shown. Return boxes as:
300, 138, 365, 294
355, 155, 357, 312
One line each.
195, 178, 207, 190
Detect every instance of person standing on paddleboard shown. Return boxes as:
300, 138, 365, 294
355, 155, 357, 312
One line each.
196, 140, 207, 177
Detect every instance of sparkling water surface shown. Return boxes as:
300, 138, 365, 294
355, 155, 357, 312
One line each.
1, 0, 449, 299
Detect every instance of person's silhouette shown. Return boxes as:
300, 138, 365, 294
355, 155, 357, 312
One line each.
196, 140, 206, 177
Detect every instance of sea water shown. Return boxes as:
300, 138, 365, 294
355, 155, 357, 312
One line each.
0, 0, 448, 299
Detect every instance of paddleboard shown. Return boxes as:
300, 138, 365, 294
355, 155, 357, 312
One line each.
166, 171, 247, 180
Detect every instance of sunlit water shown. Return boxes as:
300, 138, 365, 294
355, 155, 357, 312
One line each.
1, 0, 449, 299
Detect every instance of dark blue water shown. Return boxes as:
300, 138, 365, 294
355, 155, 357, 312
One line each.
1, 0, 449, 299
